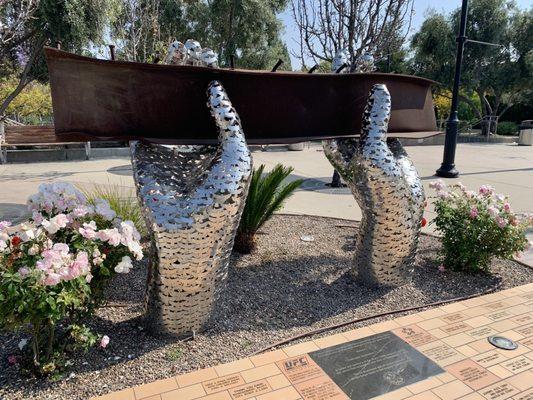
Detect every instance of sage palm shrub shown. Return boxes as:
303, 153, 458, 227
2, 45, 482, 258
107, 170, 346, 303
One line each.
430, 180, 531, 272
235, 164, 303, 254
0, 182, 143, 375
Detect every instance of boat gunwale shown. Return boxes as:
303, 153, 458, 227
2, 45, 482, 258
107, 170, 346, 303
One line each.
44, 47, 438, 86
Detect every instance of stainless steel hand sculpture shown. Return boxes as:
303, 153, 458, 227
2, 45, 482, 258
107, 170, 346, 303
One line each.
323, 84, 425, 287
131, 80, 252, 337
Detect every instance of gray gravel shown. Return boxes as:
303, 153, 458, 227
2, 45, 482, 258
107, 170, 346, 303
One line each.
1, 214, 532, 400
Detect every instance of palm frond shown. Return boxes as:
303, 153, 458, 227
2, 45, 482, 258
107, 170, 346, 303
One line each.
235, 163, 303, 253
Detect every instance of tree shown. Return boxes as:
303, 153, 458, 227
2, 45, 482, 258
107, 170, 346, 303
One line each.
290, 0, 414, 70
0, 0, 110, 118
111, 0, 291, 70
411, 0, 532, 135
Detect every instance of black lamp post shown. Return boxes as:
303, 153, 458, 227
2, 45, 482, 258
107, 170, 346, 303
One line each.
436, 0, 469, 178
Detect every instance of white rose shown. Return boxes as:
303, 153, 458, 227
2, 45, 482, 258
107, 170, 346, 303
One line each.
28, 244, 40, 255
20, 229, 35, 242
114, 256, 133, 273
0, 240, 7, 253
41, 219, 59, 234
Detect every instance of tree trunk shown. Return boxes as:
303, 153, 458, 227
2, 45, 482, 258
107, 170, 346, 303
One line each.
0, 38, 44, 118
233, 231, 256, 254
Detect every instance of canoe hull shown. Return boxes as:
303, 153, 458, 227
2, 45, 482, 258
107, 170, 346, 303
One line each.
45, 48, 439, 145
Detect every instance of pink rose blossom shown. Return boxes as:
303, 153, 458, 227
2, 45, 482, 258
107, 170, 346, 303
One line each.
52, 243, 69, 255
79, 221, 97, 239
437, 190, 450, 199
44, 272, 61, 286
478, 185, 494, 196
495, 216, 508, 229
98, 228, 121, 246
487, 206, 499, 217
18, 267, 30, 277
503, 203, 511, 212
100, 335, 110, 348
469, 207, 478, 219
429, 180, 446, 191
68, 252, 89, 279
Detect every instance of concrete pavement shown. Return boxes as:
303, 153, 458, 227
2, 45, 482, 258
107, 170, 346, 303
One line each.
1, 142, 531, 262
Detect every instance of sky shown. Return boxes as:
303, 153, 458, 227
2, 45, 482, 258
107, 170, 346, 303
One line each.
279, 0, 532, 70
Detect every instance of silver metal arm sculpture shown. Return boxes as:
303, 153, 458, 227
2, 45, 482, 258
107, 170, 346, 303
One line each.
131, 41, 251, 337
323, 51, 425, 287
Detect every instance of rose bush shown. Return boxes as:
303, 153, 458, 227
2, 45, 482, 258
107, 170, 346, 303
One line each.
0, 182, 143, 375
430, 180, 531, 272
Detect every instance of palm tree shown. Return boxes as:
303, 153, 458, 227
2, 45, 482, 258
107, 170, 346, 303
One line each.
234, 164, 303, 254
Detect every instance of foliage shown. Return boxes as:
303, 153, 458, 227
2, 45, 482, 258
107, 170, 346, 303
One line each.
496, 121, 518, 136
1, 0, 112, 116
79, 183, 148, 238
0, 77, 52, 123
433, 89, 482, 124
411, 1, 533, 133
430, 181, 530, 273
0, 182, 143, 375
110, 0, 291, 70
235, 164, 303, 254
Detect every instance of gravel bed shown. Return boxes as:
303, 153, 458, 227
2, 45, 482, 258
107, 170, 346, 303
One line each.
1, 214, 532, 399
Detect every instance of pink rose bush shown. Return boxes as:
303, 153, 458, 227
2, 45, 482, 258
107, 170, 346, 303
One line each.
0, 182, 143, 374
430, 180, 531, 272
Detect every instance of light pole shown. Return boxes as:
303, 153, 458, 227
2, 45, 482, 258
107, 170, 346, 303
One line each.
436, 0, 469, 178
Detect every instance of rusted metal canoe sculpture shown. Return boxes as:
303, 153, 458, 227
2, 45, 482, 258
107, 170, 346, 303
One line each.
44, 47, 438, 144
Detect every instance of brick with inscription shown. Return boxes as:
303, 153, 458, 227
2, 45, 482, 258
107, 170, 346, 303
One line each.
441, 312, 469, 323
487, 310, 513, 321
418, 341, 465, 366
473, 350, 508, 367
515, 324, 533, 337
392, 325, 438, 347
485, 301, 510, 310
510, 314, 533, 325
467, 326, 499, 339
229, 379, 272, 399
277, 355, 325, 385
442, 322, 471, 335
203, 373, 245, 394
479, 381, 520, 400
293, 375, 349, 400
446, 359, 500, 390
502, 356, 532, 374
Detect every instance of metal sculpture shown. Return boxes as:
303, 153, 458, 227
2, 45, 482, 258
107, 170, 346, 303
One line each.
131, 40, 251, 337
323, 52, 425, 287
323, 84, 425, 287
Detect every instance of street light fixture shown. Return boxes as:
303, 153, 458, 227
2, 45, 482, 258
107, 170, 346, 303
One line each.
436, 0, 505, 178
436, 0, 469, 178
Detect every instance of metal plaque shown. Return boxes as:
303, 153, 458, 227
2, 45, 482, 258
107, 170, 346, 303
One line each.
308, 332, 444, 400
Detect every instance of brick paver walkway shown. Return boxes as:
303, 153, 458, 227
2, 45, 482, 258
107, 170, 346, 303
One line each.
93, 283, 533, 400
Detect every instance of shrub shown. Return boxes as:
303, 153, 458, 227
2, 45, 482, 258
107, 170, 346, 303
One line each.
234, 164, 303, 254
497, 121, 519, 136
430, 181, 531, 272
0, 182, 143, 375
